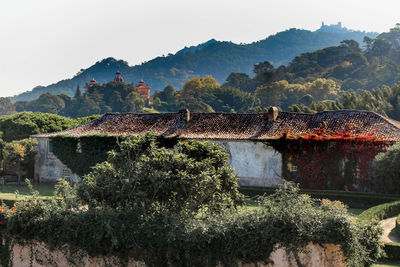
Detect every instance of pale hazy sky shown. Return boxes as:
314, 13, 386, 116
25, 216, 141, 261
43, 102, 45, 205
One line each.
1, 0, 400, 97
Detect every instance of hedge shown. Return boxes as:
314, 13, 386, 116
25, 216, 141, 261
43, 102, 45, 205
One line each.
395, 215, 400, 236
384, 243, 400, 261
0, 184, 384, 267
358, 200, 400, 222
240, 186, 400, 209
355, 200, 400, 263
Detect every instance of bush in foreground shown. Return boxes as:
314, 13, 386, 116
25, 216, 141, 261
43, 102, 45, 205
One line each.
0, 135, 385, 266
78, 134, 244, 215
0, 182, 383, 266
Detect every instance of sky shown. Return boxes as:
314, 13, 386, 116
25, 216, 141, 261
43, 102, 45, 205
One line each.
0, 0, 400, 97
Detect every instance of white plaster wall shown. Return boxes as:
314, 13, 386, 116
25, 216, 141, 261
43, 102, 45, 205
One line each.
35, 138, 79, 183
215, 141, 282, 187
35, 138, 281, 187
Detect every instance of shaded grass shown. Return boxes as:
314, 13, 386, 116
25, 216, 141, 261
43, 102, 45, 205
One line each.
347, 208, 365, 217
240, 186, 400, 209
358, 201, 400, 222
243, 200, 366, 217
0, 183, 55, 201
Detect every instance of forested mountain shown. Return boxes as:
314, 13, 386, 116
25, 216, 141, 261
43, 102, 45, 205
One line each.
12, 27, 376, 102
14, 25, 400, 121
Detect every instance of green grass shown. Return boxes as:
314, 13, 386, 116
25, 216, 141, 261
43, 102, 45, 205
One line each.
0, 183, 56, 201
347, 208, 365, 217
240, 186, 400, 209
358, 201, 400, 223
142, 107, 159, 114
243, 199, 366, 217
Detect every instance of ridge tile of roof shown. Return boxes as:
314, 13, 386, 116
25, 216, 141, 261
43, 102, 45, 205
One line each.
33, 110, 400, 142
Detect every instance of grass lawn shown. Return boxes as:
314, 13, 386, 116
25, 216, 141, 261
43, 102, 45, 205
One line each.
347, 208, 365, 217
244, 200, 366, 217
0, 183, 56, 201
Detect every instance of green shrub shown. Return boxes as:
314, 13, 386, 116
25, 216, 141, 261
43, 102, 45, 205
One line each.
373, 143, 400, 194
2, 138, 37, 180
0, 112, 76, 142
0, 112, 99, 143
78, 134, 244, 215
383, 243, 400, 261
358, 201, 400, 222
0, 181, 384, 267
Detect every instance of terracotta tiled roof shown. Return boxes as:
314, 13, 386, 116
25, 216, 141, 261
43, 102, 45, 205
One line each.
34, 110, 400, 141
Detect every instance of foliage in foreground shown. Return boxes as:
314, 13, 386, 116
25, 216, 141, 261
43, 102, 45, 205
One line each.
0, 136, 385, 266
78, 134, 244, 215
0, 181, 383, 267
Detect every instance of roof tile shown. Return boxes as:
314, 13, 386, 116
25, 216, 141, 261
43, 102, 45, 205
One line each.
34, 110, 400, 141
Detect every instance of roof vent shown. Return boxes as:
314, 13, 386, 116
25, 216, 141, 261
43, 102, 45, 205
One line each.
268, 107, 278, 121
178, 109, 190, 122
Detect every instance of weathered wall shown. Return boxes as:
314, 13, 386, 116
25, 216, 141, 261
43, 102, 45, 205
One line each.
34, 138, 282, 186
216, 141, 282, 187
12, 242, 344, 267
34, 137, 79, 183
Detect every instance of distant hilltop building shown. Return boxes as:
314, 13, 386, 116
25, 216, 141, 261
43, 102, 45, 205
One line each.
135, 80, 151, 101
84, 79, 98, 91
83, 73, 152, 102
317, 21, 349, 33
113, 71, 124, 82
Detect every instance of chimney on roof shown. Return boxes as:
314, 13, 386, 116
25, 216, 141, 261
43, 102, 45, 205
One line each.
178, 109, 190, 123
268, 107, 278, 121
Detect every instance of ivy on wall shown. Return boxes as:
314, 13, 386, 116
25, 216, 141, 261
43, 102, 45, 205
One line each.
52, 135, 120, 176
51, 135, 180, 176
270, 125, 393, 191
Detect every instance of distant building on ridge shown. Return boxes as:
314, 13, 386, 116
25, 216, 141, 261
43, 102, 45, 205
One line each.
135, 80, 151, 102
317, 21, 348, 33
113, 71, 124, 82
83, 73, 152, 103
84, 79, 98, 91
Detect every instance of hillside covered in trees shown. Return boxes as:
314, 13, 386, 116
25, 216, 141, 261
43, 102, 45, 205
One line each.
12, 25, 400, 121
12, 26, 376, 102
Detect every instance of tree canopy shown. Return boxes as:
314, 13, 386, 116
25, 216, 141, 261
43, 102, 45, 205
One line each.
78, 134, 244, 215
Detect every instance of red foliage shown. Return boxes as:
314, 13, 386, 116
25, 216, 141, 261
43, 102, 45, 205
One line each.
276, 124, 393, 190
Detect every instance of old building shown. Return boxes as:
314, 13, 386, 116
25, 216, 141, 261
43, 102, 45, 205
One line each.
135, 81, 151, 102
113, 71, 124, 82
33, 109, 400, 189
84, 79, 98, 91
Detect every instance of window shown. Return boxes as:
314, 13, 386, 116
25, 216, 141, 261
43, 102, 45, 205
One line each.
48, 140, 53, 153
76, 140, 82, 153
62, 169, 71, 179
286, 155, 297, 172
290, 164, 298, 172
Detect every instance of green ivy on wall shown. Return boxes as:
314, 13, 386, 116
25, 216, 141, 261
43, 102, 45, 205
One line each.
52, 135, 120, 176
51, 135, 180, 176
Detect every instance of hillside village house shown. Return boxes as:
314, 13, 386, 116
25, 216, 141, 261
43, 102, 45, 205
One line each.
33, 109, 400, 190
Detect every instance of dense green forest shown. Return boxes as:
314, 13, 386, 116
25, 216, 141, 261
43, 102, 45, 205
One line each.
0, 112, 99, 180
16, 82, 145, 118
11, 25, 400, 121
12, 27, 376, 102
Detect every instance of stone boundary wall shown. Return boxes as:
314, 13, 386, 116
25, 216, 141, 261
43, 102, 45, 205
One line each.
11, 242, 344, 267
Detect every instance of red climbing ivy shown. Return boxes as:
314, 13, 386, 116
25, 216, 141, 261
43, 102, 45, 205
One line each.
271, 124, 393, 190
